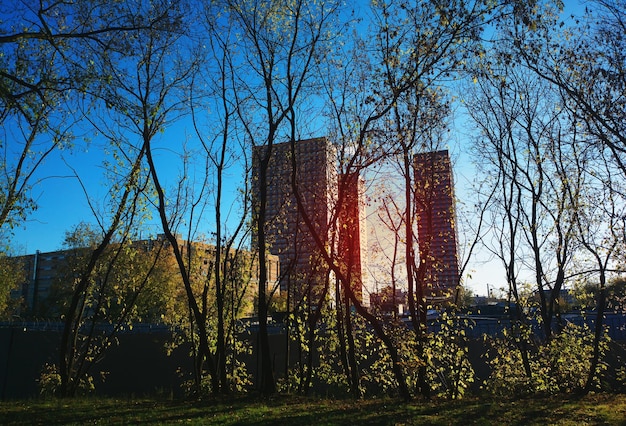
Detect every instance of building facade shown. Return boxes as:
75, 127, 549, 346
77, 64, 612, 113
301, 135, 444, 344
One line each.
12, 249, 68, 316
414, 150, 459, 303
337, 172, 366, 305
252, 137, 337, 307
11, 236, 279, 319
369, 285, 408, 316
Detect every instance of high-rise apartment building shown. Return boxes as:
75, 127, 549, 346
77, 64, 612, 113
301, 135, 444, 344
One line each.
252, 137, 337, 306
414, 150, 459, 303
337, 172, 366, 305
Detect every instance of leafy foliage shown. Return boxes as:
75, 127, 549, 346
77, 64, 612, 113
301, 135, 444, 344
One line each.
38, 363, 94, 398
573, 278, 626, 312
164, 242, 257, 396
2, 0, 626, 402
0, 252, 23, 319
425, 312, 475, 399
485, 321, 610, 396
49, 223, 178, 396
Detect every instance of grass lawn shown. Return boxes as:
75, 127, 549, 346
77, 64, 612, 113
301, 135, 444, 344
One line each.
1, 393, 625, 425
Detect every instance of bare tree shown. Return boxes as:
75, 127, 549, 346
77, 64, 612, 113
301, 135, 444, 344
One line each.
359, 0, 491, 398
515, 0, 626, 178
267, 0, 500, 400
0, 0, 172, 235
463, 3, 602, 390
68, 0, 216, 395
217, 0, 339, 395
563, 144, 624, 392
48, 0, 192, 397
183, 5, 256, 393
465, 0, 626, 395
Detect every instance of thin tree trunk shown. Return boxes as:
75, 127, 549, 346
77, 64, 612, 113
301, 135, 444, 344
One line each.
584, 271, 607, 392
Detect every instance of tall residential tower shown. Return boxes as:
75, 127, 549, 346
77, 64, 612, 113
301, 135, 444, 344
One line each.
252, 137, 337, 306
337, 172, 366, 304
414, 150, 459, 303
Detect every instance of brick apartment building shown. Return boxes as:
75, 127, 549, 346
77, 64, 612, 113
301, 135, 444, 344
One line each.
414, 150, 460, 302
252, 137, 340, 307
11, 235, 279, 318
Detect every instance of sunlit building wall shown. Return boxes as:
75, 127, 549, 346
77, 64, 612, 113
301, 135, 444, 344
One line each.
252, 137, 336, 307
414, 150, 459, 303
11, 236, 278, 319
337, 172, 367, 305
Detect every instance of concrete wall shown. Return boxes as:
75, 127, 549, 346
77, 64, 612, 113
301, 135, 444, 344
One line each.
2, 324, 624, 399
0, 326, 291, 400
1, 327, 60, 399
0, 327, 193, 399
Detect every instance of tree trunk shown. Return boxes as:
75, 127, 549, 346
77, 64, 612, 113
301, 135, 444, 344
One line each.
584, 276, 607, 393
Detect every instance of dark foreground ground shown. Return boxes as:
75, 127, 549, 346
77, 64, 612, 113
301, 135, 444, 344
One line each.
1, 393, 625, 425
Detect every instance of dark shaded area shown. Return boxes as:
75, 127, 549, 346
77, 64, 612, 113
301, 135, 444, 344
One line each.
1, 394, 625, 425
2, 316, 625, 399
0, 327, 192, 399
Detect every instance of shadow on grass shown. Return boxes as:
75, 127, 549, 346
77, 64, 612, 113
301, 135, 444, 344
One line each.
1, 393, 625, 425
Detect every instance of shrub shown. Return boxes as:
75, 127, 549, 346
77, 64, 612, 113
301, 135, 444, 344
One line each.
38, 363, 95, 397
484, 321, 609, 395
426, 312, 475, 399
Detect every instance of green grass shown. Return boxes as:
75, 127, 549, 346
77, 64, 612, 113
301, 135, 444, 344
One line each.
1, 393, 625, 425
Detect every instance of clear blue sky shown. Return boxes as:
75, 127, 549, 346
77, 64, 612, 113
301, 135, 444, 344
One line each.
6, 1, 590, 297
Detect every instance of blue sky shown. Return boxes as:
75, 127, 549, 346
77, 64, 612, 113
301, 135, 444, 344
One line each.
5, 0, 592, 297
